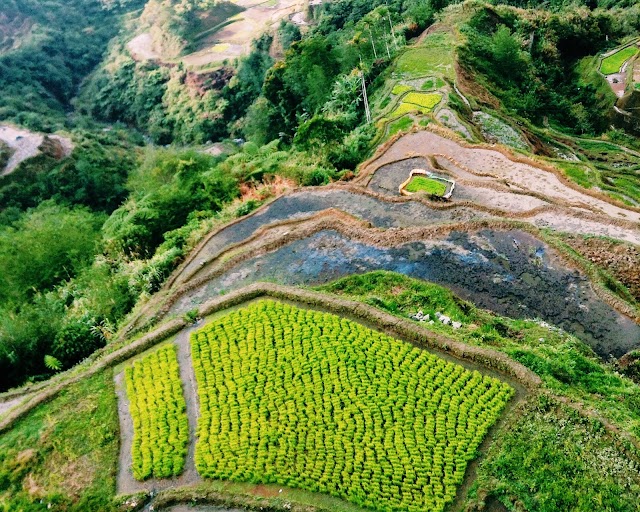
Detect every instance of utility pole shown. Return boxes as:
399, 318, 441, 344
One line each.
368, 25, 378, 59
359, 59, 372, 124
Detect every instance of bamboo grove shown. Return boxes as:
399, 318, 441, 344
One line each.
190, 300, 514, 511
125, 344, 189, 480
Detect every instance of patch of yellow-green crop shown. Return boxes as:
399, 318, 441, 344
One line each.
600, 46, 638, 75
125, 344, 189, 480
391, 84, 413, 95
191, 300, 513, 512
403, 92, 442, 110
405, 175, 447, 196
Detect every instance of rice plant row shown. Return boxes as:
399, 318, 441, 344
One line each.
191, 300, 514, 512
125, 344, 189, 481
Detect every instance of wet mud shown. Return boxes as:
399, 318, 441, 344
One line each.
168, 229, 640, 358
178, 187, 492, 282
367, 157, 433, 195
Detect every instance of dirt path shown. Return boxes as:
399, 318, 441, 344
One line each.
127, 33, 160, 61
115, 324, 203, 495
0, 124, 73, 175
0, 396, 25, 418
130, 0, 306, 69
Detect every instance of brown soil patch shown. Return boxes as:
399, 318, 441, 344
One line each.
44, 453, 95, 498
23, 473, 45, 498
563, 235, 640, 302
250, 484, 281, 498
130, 0, 307, 70
0, 124, 73, 175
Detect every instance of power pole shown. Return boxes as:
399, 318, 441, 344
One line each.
359, 60, 372, 124
368, 25, 378, 59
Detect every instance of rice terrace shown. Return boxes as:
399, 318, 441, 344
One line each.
1, 1, 640, 512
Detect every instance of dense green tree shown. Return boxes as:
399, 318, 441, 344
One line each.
0, 202, 104, 305
103, 149, 238, 258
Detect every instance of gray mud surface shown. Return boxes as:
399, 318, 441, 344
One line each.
179, 187, 492, 281
169, 229, 639, 358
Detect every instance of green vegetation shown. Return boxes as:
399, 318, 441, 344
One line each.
458, 4, 640, 134
420, 77, 446, 90
0, 202, 103, 306
0, 0, 145, 130
600, 46, 638, 75
473, 111, 529, 150
0, 130, 140, 221
387, 116, 414, 135
0, 372, 119, 512
395, 32, 454, 79
404, 175, 447, 196
403, 92, 442, 109
0, 142, 12, 172
390, 102, 421, 118
191, 300, 513, 512
0, 146, 242, 391
316, 272, 640, 437
391, 84, 412, 95
125, 345, 189, 480
474, 396, 640, 511
554, 161, 597, 189
1, 0, 640, 508
317, 271, 640, 509
389, 93, 441, 119
555, 135, 640, 204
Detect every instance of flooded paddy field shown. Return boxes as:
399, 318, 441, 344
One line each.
168, 228, 639, 358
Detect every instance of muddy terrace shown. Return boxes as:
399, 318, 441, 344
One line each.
161, 227, 638, 358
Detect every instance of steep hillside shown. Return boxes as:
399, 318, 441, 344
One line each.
0, 1, 639, 512
0, 0, 146, 130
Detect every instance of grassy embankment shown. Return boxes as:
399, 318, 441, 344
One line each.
0, 372, 120, 512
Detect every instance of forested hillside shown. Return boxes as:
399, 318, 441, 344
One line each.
0, 0, 146, 130
0, 0, 639, 510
